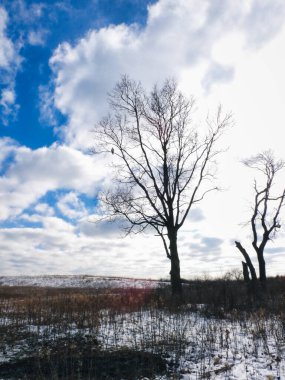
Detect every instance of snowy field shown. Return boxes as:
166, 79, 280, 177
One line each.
0, 275, 162, 289
0, 276, 284, 379
97, 308, 285, 380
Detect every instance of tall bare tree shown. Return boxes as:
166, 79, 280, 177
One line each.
235, 151, 285, 290
94, 76, 230, 296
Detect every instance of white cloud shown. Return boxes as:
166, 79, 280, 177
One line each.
0, 6, 21, 123
0, 214, 230, 278
2, 0, 285, 279
0, 137, 18, 169
34, 203, 54, 216
0, 2, 51, 122
9, 0, 45, 24
0, 7, 15, 68
47, 0, 285, 148
32, 0, 285, 279
202, 62, 234, 92
0, 212, 165, 277
0, 89, 15, 105
243, 0, 285, 48
28, 29, 49, 46
79, 217, 124, 238
0, 139, 109, 220
2, 209, 283, 278
57, 192, 87, 220
38, 84, 58, 126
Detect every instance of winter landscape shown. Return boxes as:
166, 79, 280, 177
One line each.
1, 0, 285, 379
0, 275, 284, 379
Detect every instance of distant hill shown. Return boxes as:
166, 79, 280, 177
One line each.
0, 275, 166, 289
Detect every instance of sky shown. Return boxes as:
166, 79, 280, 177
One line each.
0, 0, 285, 279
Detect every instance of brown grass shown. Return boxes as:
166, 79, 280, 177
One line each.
0, 278, 284, 379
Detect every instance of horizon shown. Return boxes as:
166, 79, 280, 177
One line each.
0, 0, 285, 280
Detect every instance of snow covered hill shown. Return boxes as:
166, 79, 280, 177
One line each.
0, 275, 166, 288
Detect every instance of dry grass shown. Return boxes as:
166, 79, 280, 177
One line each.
0, 278, 284, 379
0, 286, 167, 379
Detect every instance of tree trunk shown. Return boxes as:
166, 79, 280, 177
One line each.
242, 261, 250, 283
257, 250, 267, 290
168, 229, 183, 297
235, 241, 257, 281
242, 261, 257, 301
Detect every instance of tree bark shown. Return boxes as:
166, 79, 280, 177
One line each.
242, 261, 250, 283
235, 241, 257, 281
168, 229, 183, 296
257, 250, 267, 290
242, 260, 257, 301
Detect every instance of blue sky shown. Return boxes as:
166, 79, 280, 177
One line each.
0, 0, 155, 148
0, 0, 285, 278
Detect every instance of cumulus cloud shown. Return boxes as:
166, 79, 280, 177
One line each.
79, 218, 124, 238
0, 1, 53, 123
28, 29, 49, 46
0, 218, 170, 277
202, 62, 234, 91
57, 192, 88, 220
0, 8, 16, 68
265, 247, 285, 254
38, 84, 59, 126
2, 0, 285, 278
7, 0, 45, 24
45, 0, 285, 148
0, 209, 230, 278
186, 208, 205, 222
0, 137, 18, 170
0, 6, 21, 123
243, 1, 285, 48
34, 202, 55, 216
0, 139, 109, 220
185, 236, 224, 256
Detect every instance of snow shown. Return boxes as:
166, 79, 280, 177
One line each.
0, 275, 164, 289
0, 276, 284, 379
97, 309, 285, 379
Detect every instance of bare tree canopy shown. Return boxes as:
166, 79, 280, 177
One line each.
94, 75, 231, 296
235, 150, 285, 291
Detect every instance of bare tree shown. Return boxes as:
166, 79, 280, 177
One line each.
94, 76, 231, 296
235, 151, 285, 291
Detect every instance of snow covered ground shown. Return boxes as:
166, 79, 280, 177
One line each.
97, 308, 285, 380
1, 307, 284, 379
0, 275, 163, 289
0, 276, 284, 379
